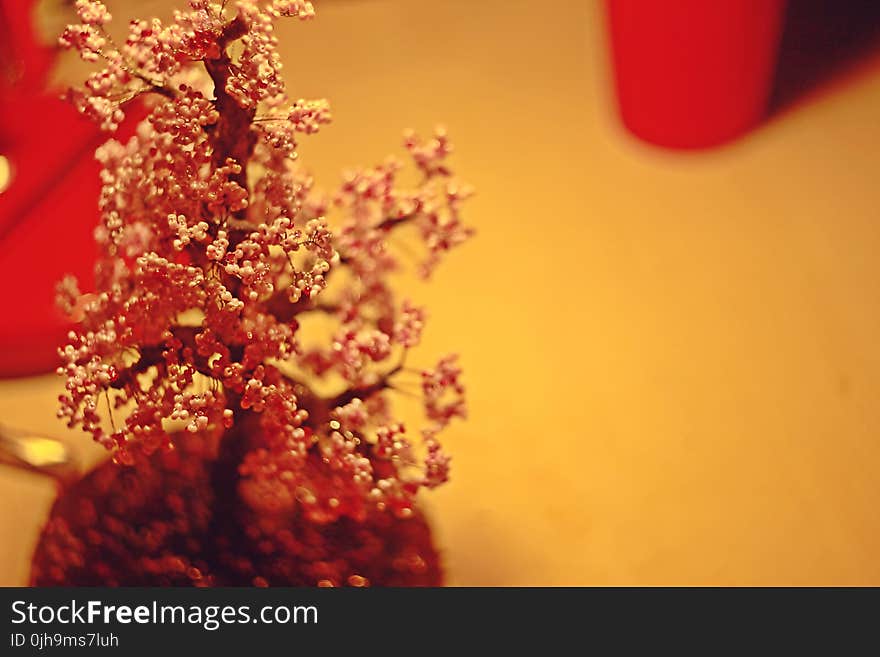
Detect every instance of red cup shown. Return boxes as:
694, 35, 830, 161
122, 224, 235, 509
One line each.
605, 0, 787, 149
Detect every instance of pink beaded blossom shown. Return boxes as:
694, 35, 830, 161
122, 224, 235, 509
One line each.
56, 0, 472, 525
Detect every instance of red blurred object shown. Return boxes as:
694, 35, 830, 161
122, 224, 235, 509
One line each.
0, 0, 53, 108
0, 0, 142, 377
605, 0, 787, 149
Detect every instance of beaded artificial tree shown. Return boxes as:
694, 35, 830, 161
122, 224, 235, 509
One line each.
31, 0, 471, 586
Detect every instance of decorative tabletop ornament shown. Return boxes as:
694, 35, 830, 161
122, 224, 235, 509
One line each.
30, 0, 472, 587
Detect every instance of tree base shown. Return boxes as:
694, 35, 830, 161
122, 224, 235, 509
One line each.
30, 432, 442, 586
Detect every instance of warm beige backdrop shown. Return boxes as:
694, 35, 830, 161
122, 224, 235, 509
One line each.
2, 0, 880, 585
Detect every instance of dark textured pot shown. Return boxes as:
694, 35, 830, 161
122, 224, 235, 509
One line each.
31, 427, 441, 587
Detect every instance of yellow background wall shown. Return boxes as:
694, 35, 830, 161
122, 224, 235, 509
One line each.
1, 0, 879, 585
